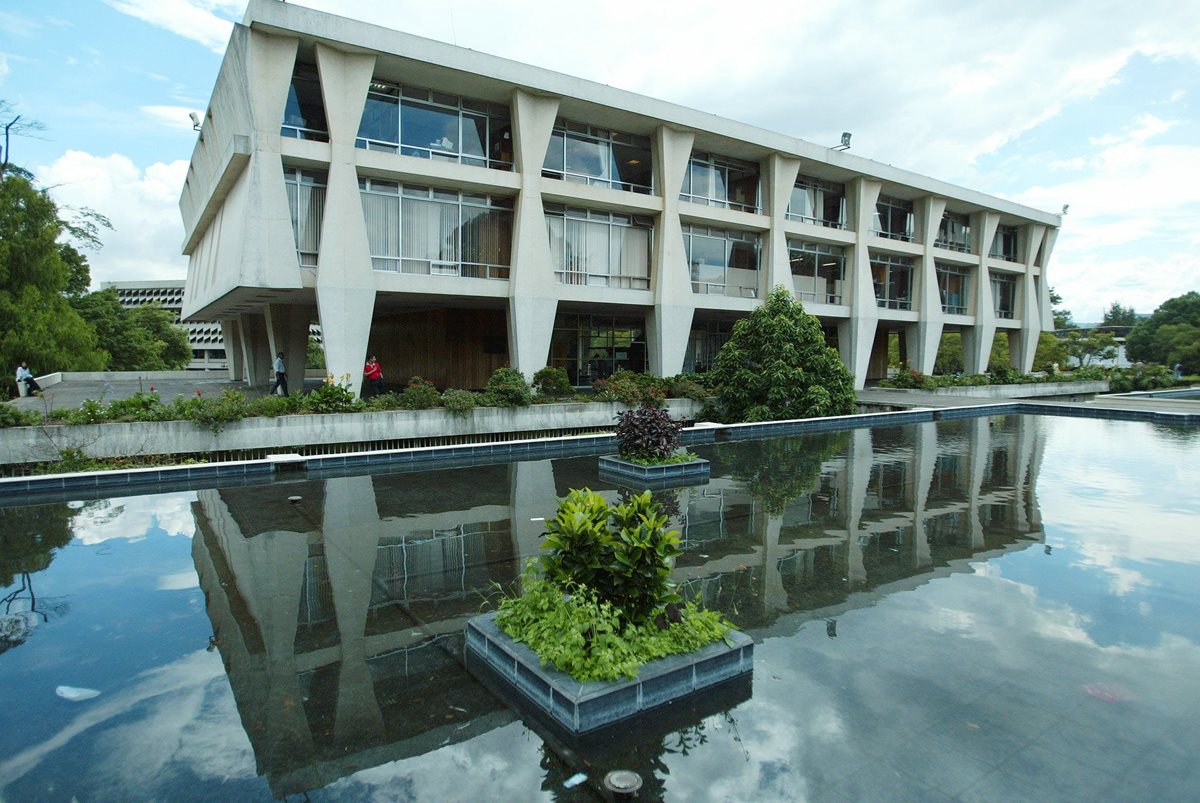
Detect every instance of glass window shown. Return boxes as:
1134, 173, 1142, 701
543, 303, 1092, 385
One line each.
541, 121, 653, 193
679, 152, 760, 212
873, 196, 915, 241
936, 212, 971, 252
870, 252, 914, 309
991, 273, 1017, 318
356, 82, 513, 170
281, 64, 328, 141
284, 167, 327, 266
990, 225, 1019, 262
683, 224, 761, 298
549, 312, 647, 385
543, 205, 652, 289
788, 240, 846, 304
359, 178, 513, 279
787, 176, 845, 228
936, 263, 970, 314
683, 319, 736, 374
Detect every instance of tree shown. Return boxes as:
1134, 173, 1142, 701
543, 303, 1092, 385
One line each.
1049, 286, 1076, 330
70, 288, 191, 371
1033, 331, 1068, 372
0, 173, 106, 376
1126, 291, 1200, 374
1065, 330, 1118, 366
1102, 302, 1137, 328
708, 286, 856, 422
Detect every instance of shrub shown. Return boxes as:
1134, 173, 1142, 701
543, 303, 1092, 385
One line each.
707, 286, 856, 422
106, 391, 165, 421
187, 389, 250, 434
615, 403, 683, 462
254, 394, 301, 417
532, 366, 572, 398
665, 373, 710, 402
593, 370, 666, 407
441, 388, 477, 417
539, 489, 682, 627
882, 368, 936, 390
299, 381, 361, 414
482, 367, 532, 407
988, 365, 1024, 385
0, 405, 39, 428
1109, 364, 1174, 393
363, 391, 404, 411
398, 377, 441, 410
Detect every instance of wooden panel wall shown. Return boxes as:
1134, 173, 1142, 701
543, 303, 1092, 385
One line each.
370, 309, 509, 390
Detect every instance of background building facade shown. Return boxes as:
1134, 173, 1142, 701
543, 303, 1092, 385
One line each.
181, 0, 1060, 395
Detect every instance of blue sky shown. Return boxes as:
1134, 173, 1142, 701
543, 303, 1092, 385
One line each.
2, 0, 1198, 323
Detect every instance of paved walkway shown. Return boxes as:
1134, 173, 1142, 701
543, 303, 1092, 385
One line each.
857, 387, 1199, 417
8, 375, 321, 414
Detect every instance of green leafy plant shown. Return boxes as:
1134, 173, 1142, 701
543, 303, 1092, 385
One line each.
1109, 363, 1174, 392
398, 377, 441, 410
440, 387, 478, 417
593, 370, 667, 407
481, 367, 532, 407
532, 366, 573, 398
299, 380, 362, 414
0, 405, 40, 428
615, 403, 684, 463
188, 389, 250, 434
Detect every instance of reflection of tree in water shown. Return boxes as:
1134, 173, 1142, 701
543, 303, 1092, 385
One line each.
715, 432, 848, 514
1150, 422, 1200, 445
0, 503, 76, 654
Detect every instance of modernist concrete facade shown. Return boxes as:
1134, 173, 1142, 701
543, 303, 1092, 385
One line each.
181, 0, 1061, 396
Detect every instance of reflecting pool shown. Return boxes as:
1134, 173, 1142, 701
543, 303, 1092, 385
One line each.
1, 415, 1198, 801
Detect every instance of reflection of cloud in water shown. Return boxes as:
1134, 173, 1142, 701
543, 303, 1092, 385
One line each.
69, 492, 197, 545
156, 570, 199, 591
0, 649, 253, 796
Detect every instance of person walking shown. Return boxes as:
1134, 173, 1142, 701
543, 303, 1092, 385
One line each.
15, 362, 41, 396
271, 352, 289, 396
363, 355, 385, 397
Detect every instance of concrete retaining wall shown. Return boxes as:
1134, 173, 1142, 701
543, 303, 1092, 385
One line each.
885, 381, 1109, 399
0, 399, 703, 465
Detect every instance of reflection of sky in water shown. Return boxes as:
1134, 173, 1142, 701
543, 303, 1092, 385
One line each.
1, 415, 1198, 800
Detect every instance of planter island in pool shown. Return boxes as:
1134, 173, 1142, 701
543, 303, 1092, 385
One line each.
597, 455, 711, 491
465, 611, 753, 735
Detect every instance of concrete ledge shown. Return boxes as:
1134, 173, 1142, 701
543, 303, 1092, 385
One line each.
465, 611, 753, 735
882, 380, 1109, 399
597, 455, 711, 490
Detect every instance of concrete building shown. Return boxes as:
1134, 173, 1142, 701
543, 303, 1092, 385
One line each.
103, 280, 228, 371
181, 0, 1061, 396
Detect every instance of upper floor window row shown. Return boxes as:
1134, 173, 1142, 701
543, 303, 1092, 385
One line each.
357, 82, 514, 170
680, 152, 760, 213
542, 120, 653, 194
990, 224, 1019, 262
873, 195, 914, 242
282, 64, 328, 142
936, 212, 971, 253
788, 176, 846, 229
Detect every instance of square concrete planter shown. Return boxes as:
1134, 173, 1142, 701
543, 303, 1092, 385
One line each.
597, 455, 710, 490
465, 611, 753, 735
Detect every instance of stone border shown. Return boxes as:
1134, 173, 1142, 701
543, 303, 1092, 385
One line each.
597, 455, 711, 490
465, 611, 753, 735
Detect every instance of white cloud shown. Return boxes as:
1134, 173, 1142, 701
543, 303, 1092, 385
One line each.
36, 150, 190, 287
0, 52, 8, 83
70, 492, 198, 545
102, 0, 240, 54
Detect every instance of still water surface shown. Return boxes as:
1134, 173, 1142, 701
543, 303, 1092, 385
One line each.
1, 415, 1198, 801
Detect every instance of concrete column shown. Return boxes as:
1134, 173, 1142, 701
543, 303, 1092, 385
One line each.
221, 319, 245, 382
321, 475, 385, 745
963, 212, 999, 374
966, 416, 990, 549
510, 459, 557, 583
507, 89, 560, 378
1013, 224, 1045, 372
910, 197, 947, 374
648, 125, 697, 376
1011, 416, 1036, 533
314, 44, 377, 396
758, 513, 789, 613
1038, 228, 1059, 330
265, 303, 310, 391
845, 178, 881, 388
243, 30, 305, 291
238, 312, 270, 387
764, 154, 801, 297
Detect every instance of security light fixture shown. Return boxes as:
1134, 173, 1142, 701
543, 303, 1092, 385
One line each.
833, 132, 851, 151
1061, 204, 1069, 215
190, 111, 201, 131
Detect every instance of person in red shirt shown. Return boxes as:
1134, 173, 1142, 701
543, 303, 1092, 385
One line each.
363, 355, 385, 397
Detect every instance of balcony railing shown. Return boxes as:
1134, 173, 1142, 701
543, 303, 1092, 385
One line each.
786, 212, 846, 230
371, 258, 510, 280
872, 229, 914, 242
281, 125, 329, 142
555, 271, 650, 289
877, 298, 913, 310
692, 280, 758, 299
934, 238, 971, 253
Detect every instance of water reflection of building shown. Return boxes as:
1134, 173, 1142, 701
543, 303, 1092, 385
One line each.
190, 415, 1044, 795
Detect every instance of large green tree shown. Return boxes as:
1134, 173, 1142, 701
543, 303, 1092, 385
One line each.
71, 288, 191, 371
1102, 301, 1137, 328
0, 173, 106, 377
708, 286, 856, 422
1126, 291, 1200, 374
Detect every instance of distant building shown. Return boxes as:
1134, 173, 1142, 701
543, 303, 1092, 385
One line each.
180, 0, 1061, 395
103, 280, 227, 371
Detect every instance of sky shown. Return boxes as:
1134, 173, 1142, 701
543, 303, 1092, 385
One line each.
1, 0, 1198, 324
